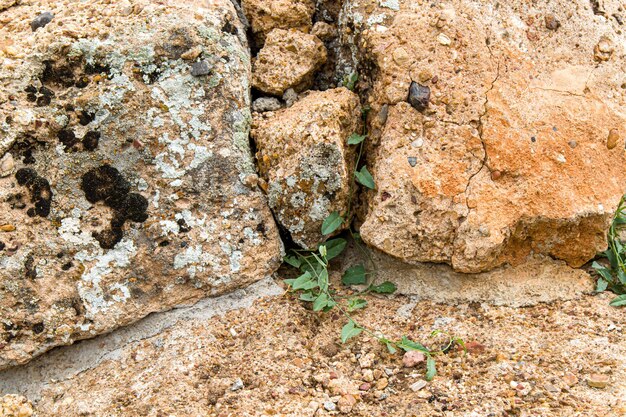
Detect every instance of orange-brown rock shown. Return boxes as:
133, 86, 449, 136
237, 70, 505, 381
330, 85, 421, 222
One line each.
352, 0, 626, 272
252, 88, 361, 248
241, 0, 315, 45
252, 29, 327, 96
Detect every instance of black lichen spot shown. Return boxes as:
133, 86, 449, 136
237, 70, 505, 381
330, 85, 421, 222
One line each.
81, 165, 130, 206
15, 168, 38, 186
78, 111, 95, 126
222, 20, 238, 35
24, 85, 37, 94
408, 82, 430, 112
93, 227, 124, 250
32, 322, 45, 334
15, 168, 53, 217
75, 76, 90, 88
81, 165, 148, 249
82, 131, 100, 151
0, 241, 5, 251
158, 240, 170, 247
36, 95, 51, 106
61, 261, 73, 271
118, 193, 149, 222
23, 149, 36, 165
84, 62, 110, 75
57, 129, 78, 149
177, 218, 190, 233
39, 86, 54, 97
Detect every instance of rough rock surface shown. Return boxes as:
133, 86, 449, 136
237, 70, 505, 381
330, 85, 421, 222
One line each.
0, 394, 33, 417
252, 88, 361, 248
252, 28, 327, 96
242, 0, 315, 46
2, 281, 625, 416
353, 0, 626, 272
0, 0, 282, 369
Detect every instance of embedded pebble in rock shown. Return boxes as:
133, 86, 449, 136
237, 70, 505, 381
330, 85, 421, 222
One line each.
355, 0, 626, 273
0, 153, 14, 177
402, 350, 425, 367
323, 401, 336, 412
0, 0, 281, 370
252, 88, 361, 248
190, 60, 212, 77
30, 11, 54, 32
252, 97, 282, 113
252, 29, 326, 96
242, 0, 315, 46
408, 82, 430, 112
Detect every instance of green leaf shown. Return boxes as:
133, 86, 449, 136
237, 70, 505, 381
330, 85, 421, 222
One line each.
313, 293, 329, 311
370, 281, 397, 294
355, 166, 375, 189
299, 292, 317, 302
341, 320, 363, 343
592, 262, 613, 282
283, 255, 302, 268
284, 278, 296, 287
292, 271, 316, 291
609, 294, 626, 307
347, 133, 366, 145
344, 72, 358, 91
425, 356, 437, 381
324, 238, 347, 260
397, 336, 430, 353
617, 269, 626, 285
342, 264, 367, 285
384, 340, 397, 354
596, 278, 608, 292
347, 298, 367, 312
317, 268, 329, 292
321, 211, 343, 235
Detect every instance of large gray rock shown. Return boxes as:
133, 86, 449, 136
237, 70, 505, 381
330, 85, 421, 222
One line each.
0, 0, 282, 369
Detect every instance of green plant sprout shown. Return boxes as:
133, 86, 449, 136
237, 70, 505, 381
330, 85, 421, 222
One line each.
283, 125, 464, 381
593, 195, 626, 306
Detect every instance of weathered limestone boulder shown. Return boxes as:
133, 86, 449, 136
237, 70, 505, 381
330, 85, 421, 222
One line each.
252, 29, 327, 96
0, 0, 282, 369
252, 88, 361, 248
241, 0, 315, 46
351, 0, 626, 272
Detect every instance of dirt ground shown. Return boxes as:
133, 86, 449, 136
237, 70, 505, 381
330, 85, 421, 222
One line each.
17, 274, 624, 417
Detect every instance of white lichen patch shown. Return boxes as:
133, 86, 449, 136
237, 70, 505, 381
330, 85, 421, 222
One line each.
75, 239, 137, 318
58, 217, 96, 246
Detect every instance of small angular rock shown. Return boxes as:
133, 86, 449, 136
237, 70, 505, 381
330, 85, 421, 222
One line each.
30, 11, 54, 31
408, 82, 430, 112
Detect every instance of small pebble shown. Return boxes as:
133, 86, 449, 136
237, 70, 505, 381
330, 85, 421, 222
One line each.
437, 33, 451, 45
0, 224, 16, 232
323, 401, 336, 411
283, 88, 298, 107
190, 61, 212, 77
544, 14, 561, 30
230, 378, 244, 391
408, 82, 430, 112
407, 156, 417, 167
568, 140, 577, 149
410, 380, 428, 392
607, 129, 619, 150
31, 11, 54, 32
252, 97, 282, 113
403, 350, 425, 367
563, 372, 578, 387
587, 374, 609, 389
